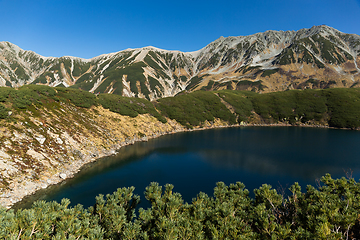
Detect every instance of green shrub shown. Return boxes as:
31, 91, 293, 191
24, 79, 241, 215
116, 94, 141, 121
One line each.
278, 48, 296, 65
148, 77, 164, 97
261, 69, 279, 77
56, 87, 97, 108
157, 91, 236, 128
0, 87, 13, 102
11, 87, 43, 109
185, 76, 203, 90
201, 80, 215, 91
324, 88, 360, 128
236, 80, 267, 92
216, 90, 254, 122
0, 104, 8, 119
98, 93, 166, 123
250, 90, 298, 123
75, 72, 93, 85
24, 84, 57, 97
294, 89, 327, 122
4, 175, 360, 239
0, 85, 58, 109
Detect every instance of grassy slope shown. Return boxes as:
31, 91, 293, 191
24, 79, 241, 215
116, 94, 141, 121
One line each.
156, 88, 360, 129
1, 86, 360, 129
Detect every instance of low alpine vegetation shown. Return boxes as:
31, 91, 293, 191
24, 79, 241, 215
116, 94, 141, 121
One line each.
2, 174, 360, 239
1, 85, 360, 129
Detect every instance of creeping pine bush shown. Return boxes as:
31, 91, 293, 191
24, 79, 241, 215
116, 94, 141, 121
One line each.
324, 88, 360, 129
3, 85, 360, 130
56, 87, 97, 108
216, 90, 254, 123
98, 93, 167, 123
157, 91, 236, 128
3, 174, 360, 239
0, 104, 8, 119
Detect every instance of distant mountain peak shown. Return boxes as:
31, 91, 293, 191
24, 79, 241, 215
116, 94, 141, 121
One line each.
0, 25, 359, 99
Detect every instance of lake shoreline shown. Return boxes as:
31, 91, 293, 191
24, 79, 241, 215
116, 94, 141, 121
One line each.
3, 121, 342, 209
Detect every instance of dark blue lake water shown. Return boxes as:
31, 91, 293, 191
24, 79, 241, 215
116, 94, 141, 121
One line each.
13, 126, 360, 210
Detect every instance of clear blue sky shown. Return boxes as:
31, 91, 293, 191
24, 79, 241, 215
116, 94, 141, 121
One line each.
0, 0, 359, 59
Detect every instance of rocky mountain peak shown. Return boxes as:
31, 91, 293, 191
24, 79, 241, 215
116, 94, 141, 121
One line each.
0, 25, 359, 99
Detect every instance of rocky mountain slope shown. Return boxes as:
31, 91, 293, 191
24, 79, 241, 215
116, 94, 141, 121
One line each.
0, 25, 359, 100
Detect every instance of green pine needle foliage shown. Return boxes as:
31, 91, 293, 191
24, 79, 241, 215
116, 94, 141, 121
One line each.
3, 175, 360, 239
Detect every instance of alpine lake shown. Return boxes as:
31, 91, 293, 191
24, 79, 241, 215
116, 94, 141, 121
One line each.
13, 126, 360, 210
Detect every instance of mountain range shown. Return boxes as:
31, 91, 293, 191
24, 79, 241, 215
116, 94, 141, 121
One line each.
0, 25, 359, 100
